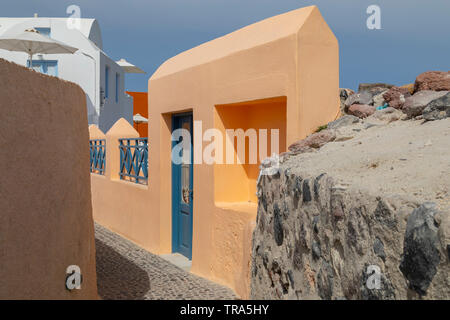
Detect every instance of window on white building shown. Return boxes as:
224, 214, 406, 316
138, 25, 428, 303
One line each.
105, 66, 109, 99
35, 27, 51, 37
115, 73, 119, 103
27, 60, 58, 76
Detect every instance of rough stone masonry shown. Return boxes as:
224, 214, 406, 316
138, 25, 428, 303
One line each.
250, 168, 449, 300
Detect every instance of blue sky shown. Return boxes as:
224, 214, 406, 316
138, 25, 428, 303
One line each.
2, 0, 450, 92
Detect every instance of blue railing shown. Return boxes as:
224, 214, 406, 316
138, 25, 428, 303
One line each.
119, 138, 148, 185
89, 139, 106, 175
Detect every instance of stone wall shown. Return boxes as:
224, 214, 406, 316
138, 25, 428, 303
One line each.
251, 167, 449, 299
0, 59, 98, 299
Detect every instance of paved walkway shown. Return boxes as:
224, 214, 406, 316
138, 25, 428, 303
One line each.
95, 223, 238, 300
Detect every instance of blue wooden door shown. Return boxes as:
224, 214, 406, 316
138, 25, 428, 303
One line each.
172, 113, 193, 259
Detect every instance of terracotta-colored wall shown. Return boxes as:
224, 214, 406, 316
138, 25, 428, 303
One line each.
90, 5, 339, 299
0, 59, 98, 299
127, 91, 148, 137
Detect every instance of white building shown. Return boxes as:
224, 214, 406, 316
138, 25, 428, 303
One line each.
0, 16, 133, 132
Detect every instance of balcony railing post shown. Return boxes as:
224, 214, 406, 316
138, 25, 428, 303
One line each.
89, 139, 106, 175
88, 125, 107, 175
118, 138, 148, 185
105, 118, 139, 180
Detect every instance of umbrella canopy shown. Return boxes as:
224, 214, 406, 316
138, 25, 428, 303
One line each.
133, 113, 148, 124
0, 28, 78, 68
116, 58, 146, 74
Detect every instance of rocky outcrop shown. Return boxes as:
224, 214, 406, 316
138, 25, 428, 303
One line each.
372, 91, 388, 108
400, 83, 415, 95
348, 104, 376, 118
340, 88, 355, 115
422, 92, 450, 121
287, 108, 402, 158
370, 107, 403, 123
344, 92, 373, 112
344, 84, 392, 111
327, 115, 360, 130
251, 169, 449, 300
383, 86, 412, 109
414, 71, 450, 92
339, 72, 450, 122
402, 90, 448, 118
288, 129, 336, 153
265, 78, 450, 300
358, 83, 393, 93
399, 203, 441, 296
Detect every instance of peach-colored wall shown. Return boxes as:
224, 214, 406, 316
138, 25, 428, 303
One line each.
90, 5, 339, 299
0, 59, 98, 299
215, 97, 287, 203
89, 121, 156, 251
148, 6, 338, 299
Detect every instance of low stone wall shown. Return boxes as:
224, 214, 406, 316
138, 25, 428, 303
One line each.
0, 59, 98, 299
251, 168, 449, 299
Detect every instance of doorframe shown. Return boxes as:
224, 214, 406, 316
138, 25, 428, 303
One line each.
171, 112, 194, 259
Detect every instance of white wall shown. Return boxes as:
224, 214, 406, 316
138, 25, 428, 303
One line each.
0, 17, 132, 132
98, 52, 133, 132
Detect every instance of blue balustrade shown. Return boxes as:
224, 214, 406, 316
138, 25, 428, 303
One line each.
89, 139, 106, 175
119, 138, 148, 184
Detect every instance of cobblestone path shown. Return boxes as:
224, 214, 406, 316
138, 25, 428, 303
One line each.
95, 223, 238, 300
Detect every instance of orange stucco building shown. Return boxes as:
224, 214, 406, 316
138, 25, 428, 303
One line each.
127, 91, 149, 137
91, 6, 339, 299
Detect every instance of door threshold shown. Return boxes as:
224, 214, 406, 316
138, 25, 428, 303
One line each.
159, 253, 192, 272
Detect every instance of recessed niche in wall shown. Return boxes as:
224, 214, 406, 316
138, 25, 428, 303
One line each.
214, 96, 287, 205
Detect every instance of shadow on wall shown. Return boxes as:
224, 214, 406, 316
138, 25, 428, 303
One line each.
95, 238, 150, 300
86, 94, 98, 125
98, 97, 134, 133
